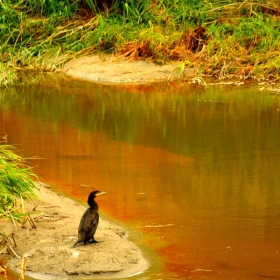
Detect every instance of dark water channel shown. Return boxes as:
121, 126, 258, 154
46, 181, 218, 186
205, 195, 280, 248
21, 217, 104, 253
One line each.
1, 78, 280, 280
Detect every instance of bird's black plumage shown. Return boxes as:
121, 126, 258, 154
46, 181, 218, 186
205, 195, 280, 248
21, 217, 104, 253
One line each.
72, 190, 106, 248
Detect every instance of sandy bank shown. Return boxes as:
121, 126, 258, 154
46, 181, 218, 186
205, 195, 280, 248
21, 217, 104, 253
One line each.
1, 184, 148, 279
63, 55, 195, 85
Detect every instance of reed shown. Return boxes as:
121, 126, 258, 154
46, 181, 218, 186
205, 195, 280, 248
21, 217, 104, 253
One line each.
1, 0, 280, 86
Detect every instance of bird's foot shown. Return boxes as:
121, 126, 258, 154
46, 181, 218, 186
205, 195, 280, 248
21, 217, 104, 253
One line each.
89, 238, 99, 244
89, 239, 98, 243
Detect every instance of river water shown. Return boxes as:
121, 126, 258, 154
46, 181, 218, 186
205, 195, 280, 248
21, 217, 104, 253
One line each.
1, 77, 280, 280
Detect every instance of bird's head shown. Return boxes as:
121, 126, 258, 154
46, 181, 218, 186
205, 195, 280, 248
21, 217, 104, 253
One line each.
87, 190, 107, 206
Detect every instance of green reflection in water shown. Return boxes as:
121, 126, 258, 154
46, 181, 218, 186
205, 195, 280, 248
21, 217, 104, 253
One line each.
1, 81, 279, 155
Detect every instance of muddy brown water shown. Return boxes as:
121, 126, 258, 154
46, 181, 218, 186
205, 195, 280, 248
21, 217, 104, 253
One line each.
1, 78, 280, 280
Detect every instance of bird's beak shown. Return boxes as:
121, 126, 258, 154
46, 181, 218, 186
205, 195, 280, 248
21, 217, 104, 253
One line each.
95, 192, 107, 196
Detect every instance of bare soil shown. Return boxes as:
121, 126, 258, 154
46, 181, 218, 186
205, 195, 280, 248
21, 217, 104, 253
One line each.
0, 184, 148, 279
63, 55, 195, 85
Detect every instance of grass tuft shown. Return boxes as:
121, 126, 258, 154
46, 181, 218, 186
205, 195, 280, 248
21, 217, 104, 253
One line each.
0, 145, 38, 223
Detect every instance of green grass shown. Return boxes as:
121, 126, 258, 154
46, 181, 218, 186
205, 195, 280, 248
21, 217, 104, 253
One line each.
1, 0, 280, 86
0, 145, 38, 223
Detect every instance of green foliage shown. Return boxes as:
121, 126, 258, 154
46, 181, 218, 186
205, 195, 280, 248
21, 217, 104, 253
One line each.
1, 0, 280, 86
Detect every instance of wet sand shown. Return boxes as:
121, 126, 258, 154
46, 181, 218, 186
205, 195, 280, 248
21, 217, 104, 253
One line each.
1, 184, 148, 279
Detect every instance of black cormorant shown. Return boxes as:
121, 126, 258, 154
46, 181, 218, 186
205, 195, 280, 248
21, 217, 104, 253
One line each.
72, 190, 106, 248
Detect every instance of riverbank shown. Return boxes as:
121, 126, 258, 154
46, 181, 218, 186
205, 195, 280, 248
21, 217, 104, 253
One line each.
1, 1, 280, 87
1, 183, 148, 279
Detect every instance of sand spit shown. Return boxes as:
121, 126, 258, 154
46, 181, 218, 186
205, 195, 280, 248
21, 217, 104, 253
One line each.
1, 184, 148, 279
